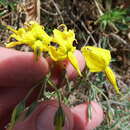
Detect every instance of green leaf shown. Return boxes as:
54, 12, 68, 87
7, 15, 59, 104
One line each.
25, 102, 38, 118
8, 101, 25, 130
54, 105, 65, 130
0, 0, 17, 10
0, 0, 8, 6
88, 103, 92, 121
126, 7, 130, 15
12, 101, 25, 122
125, 16, 130, 22
98, 8, 128, 31
115, 23, 128, 31
0, 11, 6, 16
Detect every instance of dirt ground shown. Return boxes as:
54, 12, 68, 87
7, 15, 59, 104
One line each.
0, 0, 130, 129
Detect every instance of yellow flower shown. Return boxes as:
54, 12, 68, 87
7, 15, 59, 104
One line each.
105, 66, 120, 94
48, 24, 81, 76
81, 46, 120, 94
52, 24, 75, 46
6, 21, 52, 59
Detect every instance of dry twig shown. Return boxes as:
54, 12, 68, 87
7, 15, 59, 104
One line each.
110, 33, 128, 45
41, 8, 58, 16
81, 21, 97, 46
51, 0, 64, 23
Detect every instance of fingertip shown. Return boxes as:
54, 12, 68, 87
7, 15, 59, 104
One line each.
0, 47, 49, 87
71, 101, 104, 130
13, 100, 74, 130
66, 50, 85, 80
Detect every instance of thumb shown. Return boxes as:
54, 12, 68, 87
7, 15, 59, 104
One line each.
0, 47, 49, 88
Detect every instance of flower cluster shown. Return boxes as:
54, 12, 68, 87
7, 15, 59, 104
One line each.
6, 21, 52, 60
81, 46, 120, 94
6, 21, 120, 94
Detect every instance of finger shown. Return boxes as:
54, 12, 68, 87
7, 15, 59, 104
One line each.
0, 47, 49, 88
71, 101, 104, 130
0, 47, 50, 129
13, 100, 73, 130
0, 87, 40, 130
66, 50, 85, 80
46, 50, 85, 89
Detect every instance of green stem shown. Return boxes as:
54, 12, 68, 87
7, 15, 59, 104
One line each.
94, 0, 104, 16
46, 74, 62, 106
45, 75, 64, 130
23, 77, 45, 102
88, 81, 112, 109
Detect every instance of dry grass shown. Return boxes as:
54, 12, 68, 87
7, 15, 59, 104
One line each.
0, 0, 130, 129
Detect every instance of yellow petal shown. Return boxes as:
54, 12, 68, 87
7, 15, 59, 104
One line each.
9, 33, 23, 42
49, 46, 60, 61
21, 32, 36, 45
17, 28, 26, 35
57, 24, 67, 32
33, 47, 42, 61
52, 25, 75, 46
6, 25, 17, 34
105, 66, 120, 94
81, 46, 111, 72
87, 46, 111, 66
53, 29, 65, 45
41, 32, 52, 45
68, 51, 82, 76
6, 42, 22, 48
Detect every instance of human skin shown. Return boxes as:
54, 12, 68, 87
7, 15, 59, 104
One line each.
0, 47, 49, 129
71, 101, 104, 130
46, 50, 86, 90
0, 87, 40, 129
65, 50, 85, 80
13, 100, 74, 130
10, 101, 104, 130
0, 47, 49, 88
0, 48, 86, 129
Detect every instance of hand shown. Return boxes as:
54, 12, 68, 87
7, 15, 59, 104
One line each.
0, 47, 103, 130
0, 47, 49, 129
